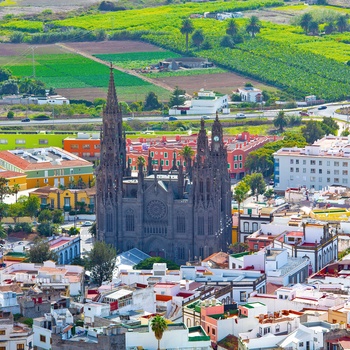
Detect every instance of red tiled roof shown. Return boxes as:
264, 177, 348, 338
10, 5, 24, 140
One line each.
0, 170, 26, 178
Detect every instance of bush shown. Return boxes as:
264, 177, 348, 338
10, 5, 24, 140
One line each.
7, 111, 14, 119
98, 1, 126, 11
21, 222, 33, 233
33, 114, 50, 121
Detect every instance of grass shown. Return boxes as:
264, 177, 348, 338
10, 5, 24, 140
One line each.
0, 0, 16, 6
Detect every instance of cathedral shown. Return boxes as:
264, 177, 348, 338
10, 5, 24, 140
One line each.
96, 68, 232, 264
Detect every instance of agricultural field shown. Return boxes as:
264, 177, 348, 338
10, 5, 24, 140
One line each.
0, 43, 170, 101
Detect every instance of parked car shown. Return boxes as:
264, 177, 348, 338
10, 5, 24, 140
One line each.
17, 241, 24, 245
168, 116, 178, 121
236, 113, 246, 119
269, 179, 274, 185
299, 111, 309, 116
318, 105, 327, 110
82, 221, 93, 227
21, 118, 30, 122
202, 115, 210, 120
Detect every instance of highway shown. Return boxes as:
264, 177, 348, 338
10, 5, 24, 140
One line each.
0, 103, 349, 127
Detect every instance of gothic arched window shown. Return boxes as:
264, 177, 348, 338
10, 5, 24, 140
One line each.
176, 210, 186, 233
125, 209, 135, 232
208, 216, 213, 235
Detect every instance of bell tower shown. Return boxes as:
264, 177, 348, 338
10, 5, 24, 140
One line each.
95, 65, 126, 248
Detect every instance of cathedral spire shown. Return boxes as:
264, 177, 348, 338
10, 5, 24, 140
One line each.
104, 63, 120, 116
196, 118, 209, 164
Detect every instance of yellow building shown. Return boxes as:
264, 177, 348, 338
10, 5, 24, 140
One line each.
0, 169, 27, 190
0, 148, 93, 189
30, 187, 96, 213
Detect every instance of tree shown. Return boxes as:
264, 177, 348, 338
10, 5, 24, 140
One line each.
321, 116, 339, 135
38, 209, 52, 223
228, 242, 248, 254
220, 35, 235, 49
144, 91, 161, 111
0, 202, 8, 222
7, 111, 14, 119
246, 16, 261, 37
337, 15, 348, 33
302, 120, 325, 144
300, 13, 313, 33
324, 22, 335, 34
134, 257, 180, 270
151, 315, 168, 350
0, 222, 7, 239
0, 68, 11, 83
180, 18, 194, 52
52, 209, 64, 224
27, 238, 58, 263
169, 86, 186, 107
191, 29, 204, 49
245, 173, 266, 196
309, 21, 319, 35
0, 177, 11, 203
226, 19, 239, 36
89, 222, 96, 237
12, 184, 20, 203
179, 145, 194, 172
25, 196, 40, 218
273, 111, 289, 132
8, 201, 25, 224
233, 181, 250, 236
86, 241, 116, 286
0, 79, 18, 95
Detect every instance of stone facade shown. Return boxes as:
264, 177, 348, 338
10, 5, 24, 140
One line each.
96, 68, 232, 264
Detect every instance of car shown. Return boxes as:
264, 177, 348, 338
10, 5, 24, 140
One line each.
21, 118, 30, 122
202, 116, 210, 120
299, 111, 310, 116
127, 117, 133, 121
269, 179, 274, 185
236, 113, 246, 119
318, 105, 327, 110
168, 116, 178, 121
82, 221, 93, 227
17, 241, 24, 245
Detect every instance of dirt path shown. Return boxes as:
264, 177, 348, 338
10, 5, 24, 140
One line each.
55, 43, 173, 92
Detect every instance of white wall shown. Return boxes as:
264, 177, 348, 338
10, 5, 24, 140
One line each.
33, 325, 51, 350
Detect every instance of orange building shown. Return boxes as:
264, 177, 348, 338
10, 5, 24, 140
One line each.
63, 132, 277, 178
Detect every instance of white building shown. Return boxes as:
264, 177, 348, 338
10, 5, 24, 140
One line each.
33, 309, 73, 350
0, 290, 20, 314
237, 87, 263, 103
274, 135, 350, 191
48, 235, 81, 265
230, 248, 309, 286
125, 322, 211, 350
0, 312, 33, 350
0, 260, 84, 298
33, 95, 69, 105
169, 89, 229, 115
84, 302, 110, 324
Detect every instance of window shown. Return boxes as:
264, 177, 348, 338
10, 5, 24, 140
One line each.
343, 178, 348, 184
299, 343, 304, 347
17, 345, 24, 350
164, 152, 168, 158
319, 169, 322, 174
319, 177, 322, 182
239, 162, 242, 168
263, 327, 271, 335
334, 170, 339, 175
296, 159, 299, 164
240, 291, 247, 302
310, 169, 315, 173
254, 244, 258, 250
40, 335, 46, 342
198, 217, 204, 235
275, 325, 280, 332
176, 215, 186, 233
39, 139, 48, 144
165, 160, 169, 166
70, 144, 78, 149
150, 151, 154, 157
160, 160, 164, 165
319, 161, 322, 165
327, 161, 330, 166
290, 175, 294, 180
310, 177, 315, 182
327, 170, 331, 174
15, 139, 25, 144
94, 144, 100, 149
82, 144, 90, 149
64, 197, 70, 207
303, 160, 306, 165
234, 155, 238, 161
327, 178, 331, 183
334, 161, 340, 166
303, 168, 306, 173
334, 178, 339, 183
296, 168, 299, 173
199, 246, 204, 258
125, 209, 134, 232
212, 328, 216, 335
239, 155, 242, 161
0, 330, 4, 335
343, 170, 348, 175
344, 162, 348, 167
290, 159, 294, 164
178, 247, 185, 260
234, 164, 238, 169
290, 167, 294, 172
310, 160, 316, 165
0, 139, 8, 144
208, 216, 213, 235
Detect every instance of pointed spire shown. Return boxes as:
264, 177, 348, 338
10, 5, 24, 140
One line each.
104, 63, 119, 115
215, 110, 219, 121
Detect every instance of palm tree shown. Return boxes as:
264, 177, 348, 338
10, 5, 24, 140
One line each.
151, 315, 168, 350
273, 111, 289, 132
12, 183, 20, 203
324, 22, 335, 35
226, 19, 239, 36
246, 16, 261, 37
308, 21, 319, 36
180, 18, 194, 52
137, 156, 146, 171
300, 13, 312, 33
0, 222, 6, 239
337, 15, 348, 33
191, 29, 204, 50
233, 181, 249, 240
179, 145, 194, 173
